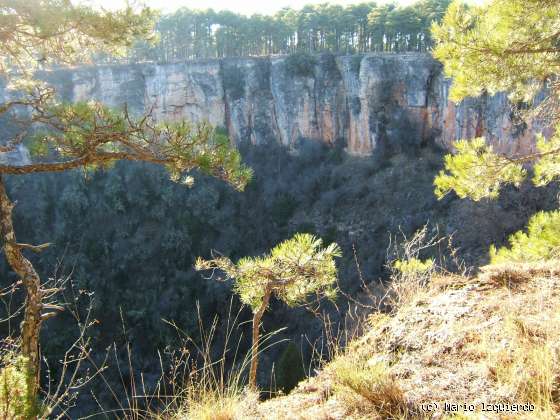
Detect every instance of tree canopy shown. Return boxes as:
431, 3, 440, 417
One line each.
196, 233, 341, 312
129, 0, 452, 62
432, 0, 560, 106
0, 0, 155, 78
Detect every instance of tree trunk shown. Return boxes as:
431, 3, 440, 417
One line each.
249, 290, 272, 389
0, 176, 42, 410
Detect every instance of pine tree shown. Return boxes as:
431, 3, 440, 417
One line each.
0, 1, 251, 411
431, 0, 560, 261
432, 0, 560, 201
196, 233, 341, 389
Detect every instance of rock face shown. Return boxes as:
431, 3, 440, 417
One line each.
13, 53, 545, 156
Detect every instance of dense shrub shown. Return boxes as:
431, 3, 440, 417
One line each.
317, 53, 341, 81
350, 54, 363, 76
284, 52, 317, 78
322, 225, 339, 246
270, 193, 298, 226
275, 342, 306, 394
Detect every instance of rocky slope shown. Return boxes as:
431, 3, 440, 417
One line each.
7, 52, 545, 157
247, 262, 560, 419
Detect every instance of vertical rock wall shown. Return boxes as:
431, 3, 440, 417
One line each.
3, 53, 545, 157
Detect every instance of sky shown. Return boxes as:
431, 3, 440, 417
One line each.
79, 0, 485, 16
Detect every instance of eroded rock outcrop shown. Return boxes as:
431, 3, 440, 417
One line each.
3, 53, 546, 156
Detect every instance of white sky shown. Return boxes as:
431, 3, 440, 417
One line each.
78, 0, 485, 16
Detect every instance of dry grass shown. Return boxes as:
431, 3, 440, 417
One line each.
164, 386, 256, 420
92, 301, 276, 420
149, 304, 261, 420
329, 356, 410, 419
326, 312, 415, 419
488, 316, 557, 413
477, 264, 560, 419
385, 225, 442, 309
154, 354, 253, 420
478, 261, 560, 289
156, 345, 259, 420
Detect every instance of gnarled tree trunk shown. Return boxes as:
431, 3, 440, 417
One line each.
249, 289, 272, 390
0, 176, 42, 409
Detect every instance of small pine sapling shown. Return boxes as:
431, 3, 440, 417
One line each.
196, 233, 341, 389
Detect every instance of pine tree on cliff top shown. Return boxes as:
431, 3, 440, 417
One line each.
431, 0, 560, 262
0, 0, 251, 414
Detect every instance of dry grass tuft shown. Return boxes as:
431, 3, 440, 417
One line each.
165, 387, 256, 420
486, 314, 560, 418
123, 302, 265, 420
329, 355, 411, 419
479, 260, 560, 290
385, 226, 442, 309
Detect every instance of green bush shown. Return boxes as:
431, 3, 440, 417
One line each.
490, 210, 560, 263
285, 52, 317, 78
294, 222, 316, 235
393, 257, 434, 276
322, 225, 339, 246
276, 342, 306, 394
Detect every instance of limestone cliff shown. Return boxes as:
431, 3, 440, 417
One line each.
7, 53, 546, 156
